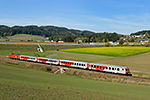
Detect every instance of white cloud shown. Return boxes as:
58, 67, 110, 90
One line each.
87, 16, 142, 26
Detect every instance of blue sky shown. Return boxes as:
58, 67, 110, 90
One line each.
0, 0, 150, 35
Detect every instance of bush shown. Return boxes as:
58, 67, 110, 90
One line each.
46, 67, 51, 72
105, 42, 111, 47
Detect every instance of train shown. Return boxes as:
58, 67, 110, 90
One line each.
9, 53, 131, 75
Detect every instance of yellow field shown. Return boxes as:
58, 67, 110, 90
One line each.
60, 47, 150, 57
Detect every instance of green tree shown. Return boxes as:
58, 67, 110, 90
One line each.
130, 38, 134, 42
103, 39, 105, 43
119, 39, 124, 45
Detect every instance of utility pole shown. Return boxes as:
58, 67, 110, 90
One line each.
50, 53, 51, 67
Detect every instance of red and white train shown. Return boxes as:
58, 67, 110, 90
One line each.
9, 53, 131, 75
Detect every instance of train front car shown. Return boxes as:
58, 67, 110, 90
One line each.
59, 59, 88, 69
125, 67, 131, 75
9, 53, 20, 59
88, 63, 132, 75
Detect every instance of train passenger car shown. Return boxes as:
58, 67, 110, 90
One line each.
88, 63, 130, 74
9, 53, 20, 59
36, 57, 50, 63
36, 57, 59, 65
59, 59, 88, 69
20, 55, 37, 62
49, 58, 59, 65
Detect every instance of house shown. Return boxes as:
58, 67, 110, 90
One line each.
58, 41, 64, 43
131, 34, 145, 38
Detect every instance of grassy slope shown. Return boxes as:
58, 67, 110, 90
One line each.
1, 34, 48, 41
0, 63, 150, 100
7, 34, 44, 38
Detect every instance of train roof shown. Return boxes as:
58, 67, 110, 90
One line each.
20, 55, 37, 57
37, 57, 59, 60
59, 59, 88, 63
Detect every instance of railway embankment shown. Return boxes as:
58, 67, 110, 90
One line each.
1, 56, 150, 86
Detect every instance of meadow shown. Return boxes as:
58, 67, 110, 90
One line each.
0, 34, 48, 41
0, 62, 150, 100
0, 44, 95, 57
60, 47, 150, 57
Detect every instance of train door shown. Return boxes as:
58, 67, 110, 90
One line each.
88, 64, 91, 70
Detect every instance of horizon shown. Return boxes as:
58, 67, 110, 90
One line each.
0, 24, 143, 35
1, 0, 150, 35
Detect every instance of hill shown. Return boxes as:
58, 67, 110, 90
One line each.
0, 25, 95, 37
0, 25, 121, 42
131, 30, 150, 36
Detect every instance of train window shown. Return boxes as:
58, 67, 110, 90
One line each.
103, 67, 104, 69
100, 66, 101, 69
82, 64, 84, 66
122, 69, 124, 71
115, 68, 116, 70
77, 63, 78, 65
79, 64, 81, 66
94, 65, 96, 68
109, 67, 111, 70
97, 66, 99, 68
112, 68, 114, 70
117, 68, 119, 71
106, 67, 108, 69
84, 64, 85, 66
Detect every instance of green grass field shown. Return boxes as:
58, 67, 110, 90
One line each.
1, 62, 150, 100
60, 47, 150, 57
0, 34, 48, 41
0, 44, 95, 57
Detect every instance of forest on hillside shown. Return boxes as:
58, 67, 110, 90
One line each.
0, 25, 122, 42
131, 30, 150, 35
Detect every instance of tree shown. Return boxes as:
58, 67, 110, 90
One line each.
130, 38, 134, 42
105, 42, 111, 47
145, 32, 149, 39
119, 39, 124, 45
103, 39, 105, 43
149, 39, 150, 45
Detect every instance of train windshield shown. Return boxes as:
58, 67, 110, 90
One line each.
125, 68, 129, 71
